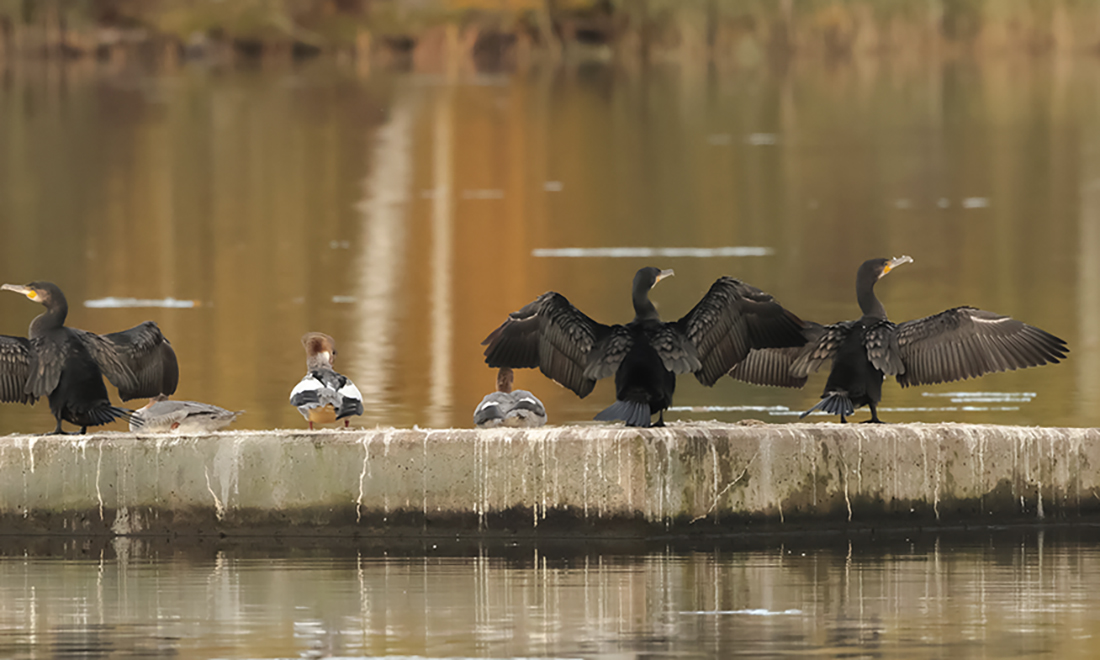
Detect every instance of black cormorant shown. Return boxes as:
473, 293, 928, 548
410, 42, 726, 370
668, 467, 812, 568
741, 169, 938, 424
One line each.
729, 256, 1069, 422
130, 394, 243, 433
290, 332, 363, 429
474, 367, 548, 428
0, 281, 179, 434
482, 267, 807, 427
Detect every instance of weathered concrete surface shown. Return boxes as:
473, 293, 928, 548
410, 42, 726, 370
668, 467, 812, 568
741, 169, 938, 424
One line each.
0, 423, 1096, 538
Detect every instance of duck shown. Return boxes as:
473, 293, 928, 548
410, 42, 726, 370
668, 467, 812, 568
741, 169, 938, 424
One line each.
289, 332, 363, 429
129, 394, 243, 433
474, 367, 547, 428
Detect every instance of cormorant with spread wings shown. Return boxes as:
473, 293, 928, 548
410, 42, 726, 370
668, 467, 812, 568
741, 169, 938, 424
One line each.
0, 281, 179, 434
482, 267, 807, 427
729, 256, 1068, 423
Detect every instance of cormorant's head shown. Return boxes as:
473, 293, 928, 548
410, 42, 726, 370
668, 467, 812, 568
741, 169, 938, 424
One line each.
859, 256, 913, 283
1, 281, 63, 307
634, 267, 675, 292
302, 332, 337, 366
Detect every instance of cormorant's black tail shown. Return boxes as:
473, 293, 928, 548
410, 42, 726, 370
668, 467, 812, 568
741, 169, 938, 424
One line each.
799, 392, 854, 420
82, 405, 133, 428
594, 400, 652, 427
125, 408, 146, 429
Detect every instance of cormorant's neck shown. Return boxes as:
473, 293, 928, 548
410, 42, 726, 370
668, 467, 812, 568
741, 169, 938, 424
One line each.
28, 301, 66, 338
856, 274, 887, 320
632, 286, 660, 323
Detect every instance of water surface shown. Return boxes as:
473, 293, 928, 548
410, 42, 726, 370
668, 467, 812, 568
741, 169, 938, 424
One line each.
0, 532, 1098, 658
0, 57, 1097, 431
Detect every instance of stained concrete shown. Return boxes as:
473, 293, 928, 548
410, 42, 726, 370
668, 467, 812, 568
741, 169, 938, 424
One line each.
0, 423, 1096, 538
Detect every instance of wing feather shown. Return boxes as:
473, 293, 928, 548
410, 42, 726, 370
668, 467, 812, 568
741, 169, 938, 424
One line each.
76, 322, 180, 400
646, 324, 700, 375
863, 321, 903, 376
896, 307, 1068, 387
789, 321, 858, 378
0, 336, 35, 404
483, 292, 613, 398
26, 334, 65, 399
583, 326, 634, 381
728, 322, 827, 388
677, 277, 808, 386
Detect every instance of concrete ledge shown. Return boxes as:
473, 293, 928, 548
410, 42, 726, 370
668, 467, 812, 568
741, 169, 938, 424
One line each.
0, 423, 1097, 538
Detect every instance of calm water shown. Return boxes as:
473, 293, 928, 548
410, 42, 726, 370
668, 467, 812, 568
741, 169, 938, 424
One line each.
0, 532, 1096, 658
0, 57, 1098, 432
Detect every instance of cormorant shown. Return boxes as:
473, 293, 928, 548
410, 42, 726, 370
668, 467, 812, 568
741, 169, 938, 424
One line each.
290, 332, 363, 429
482, 267, 807, 427
0, 281, 179, 434
474, 367, 547, 428
129, 394, 243, 433
729, 256, 1069, 423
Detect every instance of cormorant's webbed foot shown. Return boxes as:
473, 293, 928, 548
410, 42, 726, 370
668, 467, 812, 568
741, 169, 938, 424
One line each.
651, 411, 666, 428
862, 404, 885, 424
43, 419, 76, 435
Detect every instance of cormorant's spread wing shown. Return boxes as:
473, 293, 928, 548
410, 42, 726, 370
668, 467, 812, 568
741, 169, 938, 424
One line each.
77, 322, 180, 400
583, 325, 634, 381
482, 292, 613, 398
895, 307, 1068, 387
647, 324, 701, 375
863, 320, 904, 376
0, 335, 36, 404
789, 321, 859, 378
25, 335, 65, 399
677, 277, 808, 386
728, 322, 826, 388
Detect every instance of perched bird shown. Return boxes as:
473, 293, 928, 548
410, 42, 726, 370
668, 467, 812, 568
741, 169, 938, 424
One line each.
482, 267, 807, 427
0, 281, 179, 435
129, 394, 243, 433
474, 367, 547, 428
730, 256, 1069, 423
290, 332, 363, 429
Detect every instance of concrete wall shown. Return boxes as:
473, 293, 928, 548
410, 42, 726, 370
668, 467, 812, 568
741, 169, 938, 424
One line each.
0, 423, 1096, 538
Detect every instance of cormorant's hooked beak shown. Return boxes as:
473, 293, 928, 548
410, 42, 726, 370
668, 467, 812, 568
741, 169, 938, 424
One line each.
655, 269, 675, 284
0, 283, 37, 301
879, 256, 913, 279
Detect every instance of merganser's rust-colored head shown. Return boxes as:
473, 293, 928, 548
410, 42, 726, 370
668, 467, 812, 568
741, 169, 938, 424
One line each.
302, 332, 337, 369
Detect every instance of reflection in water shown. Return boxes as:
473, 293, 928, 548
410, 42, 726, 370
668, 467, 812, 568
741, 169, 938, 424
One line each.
0, 57, 1096, 431
353, 84, 417, 426
0, 533, 1097, 657
430, 85, 455, 429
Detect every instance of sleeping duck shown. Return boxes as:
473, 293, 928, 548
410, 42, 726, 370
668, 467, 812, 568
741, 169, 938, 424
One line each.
129, 394, 243, 433
474, 367, 547, 428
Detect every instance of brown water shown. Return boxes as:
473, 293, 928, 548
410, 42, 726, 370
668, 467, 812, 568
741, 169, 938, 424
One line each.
0, 532, 1098, 658
0, 57, 1097, 433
